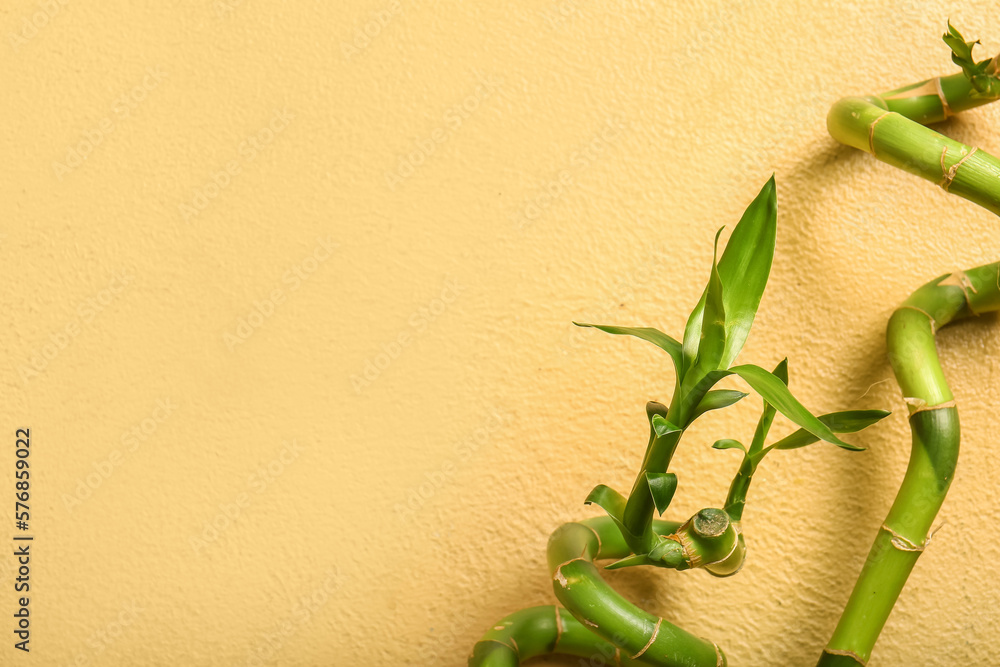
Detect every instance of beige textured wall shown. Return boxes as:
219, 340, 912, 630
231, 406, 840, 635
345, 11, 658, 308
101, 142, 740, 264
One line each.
3, 1, 1000, 665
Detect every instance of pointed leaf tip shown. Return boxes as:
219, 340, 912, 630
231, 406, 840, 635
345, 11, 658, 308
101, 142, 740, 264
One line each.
574, 323, 684, 388
584, 484, 642, 542
604, 554, 651, 570
770, 409, 889, 451
716, 177, 777, 369
731, 363, 853, 448
692, 389, 749, 420
585, 484, 626, 519
774, 358, 789, 385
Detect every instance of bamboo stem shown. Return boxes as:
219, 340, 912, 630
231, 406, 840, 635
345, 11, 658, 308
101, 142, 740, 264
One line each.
820, 49, 1000, 663
468, 606, 647, 666
622, 400, 685, 554
470, 516, 726, 666
828, 69, 1000, 216
553, 516, 726, 666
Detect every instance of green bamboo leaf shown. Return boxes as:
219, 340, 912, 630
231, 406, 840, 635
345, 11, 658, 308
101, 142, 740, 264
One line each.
712, 438, 746, 453
585, 484, 640, 543
650, 415, 681, 437
681, 294, 706, 377
730, 363, 854, 449
771, 409, 890, 451
574, 323, 683, 386
584, 484, 626, 521
644, 472, 678, 515
604, 554, 652, 570
943, 21, 1000, 95
693, 227, 727, 373
678, 369, 733, 422
682, 176, 777, 373
944, 21, 981, 76
716, 176, 777, 368
692, 389, 748, 420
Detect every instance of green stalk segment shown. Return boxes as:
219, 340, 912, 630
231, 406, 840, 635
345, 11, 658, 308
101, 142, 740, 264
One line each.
621, 401, 685, 554
722, 455, 755, 522
468, 606, 647, 666
821, 25, 1000, 663
819, 264, 1000, 666
550, 518, 724, 667
828, 69, 1000, 215
470, 516, 726, 666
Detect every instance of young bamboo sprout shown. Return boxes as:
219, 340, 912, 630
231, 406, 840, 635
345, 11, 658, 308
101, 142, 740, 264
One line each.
469, 178, 888, 666
714, 358, 888, 579
818, 23, 1000, 667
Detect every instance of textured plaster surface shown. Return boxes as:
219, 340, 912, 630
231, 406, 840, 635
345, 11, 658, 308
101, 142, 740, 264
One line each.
2, 1, 1000, 665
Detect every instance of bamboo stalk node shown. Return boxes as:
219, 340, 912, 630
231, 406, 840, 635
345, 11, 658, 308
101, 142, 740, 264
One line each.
714, 642, 725, 667
935, 76, 954, 117
903, 397, 956, 414
703, 535, 741, 567
896, 304, 936, 330
881, 523, 925, 552
939, 146, 978, 191
631, 618, 661, 659
553, 560, 577, 587
823, 647, 867, 665
673, 526, 702, 568
581, 522, 603, 551
938, 270, 978, 293
939, 270, 981, 314
867, 112, 891, 155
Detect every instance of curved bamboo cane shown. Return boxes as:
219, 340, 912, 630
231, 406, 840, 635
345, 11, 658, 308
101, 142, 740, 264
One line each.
818, 25, 1000, 667
469, 516, 726, 667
